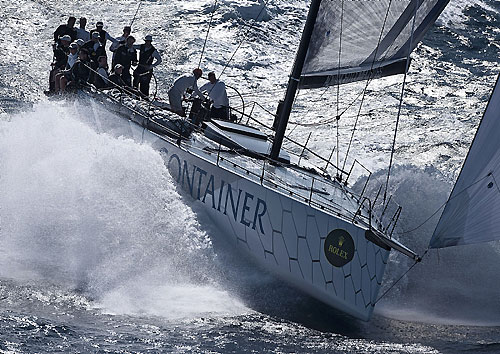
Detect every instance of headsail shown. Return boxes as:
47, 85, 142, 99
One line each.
299, 0, 450, 89
430, 74, 500, 248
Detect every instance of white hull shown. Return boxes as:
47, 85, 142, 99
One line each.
85, 90, 391, 321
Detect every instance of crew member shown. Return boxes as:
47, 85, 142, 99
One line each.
90, 21, 116, 47
168, 68, 206, 117
54, 42, 79, 92
108, 64, 127, 88
110, 26, 131, 53
60, 48, 91, 91
47, 34, 71, 93
107, 64, 142, 97
200, 72, 230, 120
113, 36, 137, 86
82, 32, 106, 68
76, 17, 90, 41
53, 16, 77, 44
133, 35, 162, 96
93, 56, 109, 89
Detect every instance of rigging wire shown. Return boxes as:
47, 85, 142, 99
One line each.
198, 0, 219, 68
335, 0, 344, 177
285, 88, 304, 137
374, 251, 427, 304
342, 0, 394, 172
130, 0, 143, 28
383, 0, 420, 204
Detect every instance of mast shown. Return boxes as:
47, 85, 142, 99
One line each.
270, 0, 322, 160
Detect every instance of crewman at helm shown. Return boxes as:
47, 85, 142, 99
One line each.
168, 68, 206, 117
200, 71, 231, 120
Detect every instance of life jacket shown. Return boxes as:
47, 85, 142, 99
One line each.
114, 45, 137, 68
138, 44, 156, 67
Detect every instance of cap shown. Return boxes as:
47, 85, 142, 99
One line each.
193, 68, 202, 77
144, 35, 153, 41
208, 71, 216, 77
124, 26, 131, 32
92, 32, 100, 39
69, 42, 78, 49
96, 21, 103, 27
114, 64, 124, 70
60, 34, 72, 42
76, 39, 84, 46
79, 48, 89, 54
128, 35, 136, 42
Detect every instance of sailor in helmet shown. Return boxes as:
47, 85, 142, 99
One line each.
168, 68, 206, 117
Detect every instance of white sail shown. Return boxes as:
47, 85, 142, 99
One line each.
430, 74, 500, 248
299, 0, 450, 89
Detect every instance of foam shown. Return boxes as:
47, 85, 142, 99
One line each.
0, 101, 247, 319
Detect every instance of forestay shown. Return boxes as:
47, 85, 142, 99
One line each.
299, 0, 450, 89
430, 74, 500, 248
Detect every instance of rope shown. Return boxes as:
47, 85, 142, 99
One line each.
218, 1, 269, 80
383, 0, 419, 204
342, 0, 394, 172
198, 0, 218, 68
130, 0, 143, 28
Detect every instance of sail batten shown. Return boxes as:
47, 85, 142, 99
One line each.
430, 74, 500, 249
300, 0, 450, 89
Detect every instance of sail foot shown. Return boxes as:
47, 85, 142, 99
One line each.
299, 59, 408, 89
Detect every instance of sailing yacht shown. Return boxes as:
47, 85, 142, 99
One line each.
73, 0, 473, 321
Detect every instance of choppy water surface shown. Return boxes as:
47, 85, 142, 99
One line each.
0, 0, 499, 353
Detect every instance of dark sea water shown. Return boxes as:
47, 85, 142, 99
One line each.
1, 0, 500, 353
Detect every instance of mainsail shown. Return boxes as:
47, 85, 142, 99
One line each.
299, 0, 450, 89
430, 74, 500, 248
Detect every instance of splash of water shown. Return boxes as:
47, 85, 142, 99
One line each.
0, 101, 247, 319
366, 166, 500, 325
